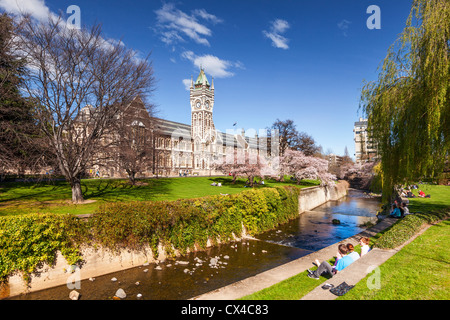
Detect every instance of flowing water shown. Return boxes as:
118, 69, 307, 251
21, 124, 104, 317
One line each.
9, 189, 380, 300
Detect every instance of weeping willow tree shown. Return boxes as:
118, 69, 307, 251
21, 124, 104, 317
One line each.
361, 0, 450, 200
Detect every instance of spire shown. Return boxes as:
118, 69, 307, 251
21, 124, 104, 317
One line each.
194, 68, 210, 89
211, 77, 214, 90
190, 76, 193, 89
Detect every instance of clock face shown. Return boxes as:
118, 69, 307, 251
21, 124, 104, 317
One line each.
205, 102, 210, 109
196, 101, 201, 108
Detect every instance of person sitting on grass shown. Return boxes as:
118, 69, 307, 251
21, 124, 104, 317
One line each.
359, 237, 371, 256
346, 243, 360, 262
307, 244, 354, 280
402, 202, 412, 215
418, 190, 430, 198
390, 203, 402, 218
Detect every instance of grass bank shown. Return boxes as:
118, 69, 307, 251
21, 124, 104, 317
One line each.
241, 184, 450, 300
338, 219, 450, 300
0, 185, 302, 283
0, 176, 318, 216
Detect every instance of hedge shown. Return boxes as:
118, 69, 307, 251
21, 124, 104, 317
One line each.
0, 213, 87, 283
0, 186, 301, 283
91, 186, 300, 256
374, 211, 450, 249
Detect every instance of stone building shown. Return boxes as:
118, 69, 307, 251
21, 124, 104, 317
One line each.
88, 68, 265, 178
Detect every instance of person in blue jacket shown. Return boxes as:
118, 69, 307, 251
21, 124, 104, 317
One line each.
390, 203, 402, 218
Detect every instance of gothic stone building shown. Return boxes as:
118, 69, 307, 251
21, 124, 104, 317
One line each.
92, 69, 260, 178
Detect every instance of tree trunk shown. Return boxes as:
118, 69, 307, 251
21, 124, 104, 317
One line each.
128, 171, 136, 185
70, 178, 84, 203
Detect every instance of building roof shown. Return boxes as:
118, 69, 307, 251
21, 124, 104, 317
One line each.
194, 68, 210, 88
155, 118, 258, 149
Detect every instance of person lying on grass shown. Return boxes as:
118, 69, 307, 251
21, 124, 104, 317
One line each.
307, 244, 355, 280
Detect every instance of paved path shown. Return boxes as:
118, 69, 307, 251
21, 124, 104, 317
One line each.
302, 217, 439, 300
192, 218, 398, 300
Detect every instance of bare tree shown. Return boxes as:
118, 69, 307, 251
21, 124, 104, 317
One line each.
295, 131, 320, 156
111, 97, 157, 185
270, 119, 298, 156
270, 119, 320, 156
15, 15, 155, 202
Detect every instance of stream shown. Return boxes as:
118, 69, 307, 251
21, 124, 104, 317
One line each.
9, 189, 380, 300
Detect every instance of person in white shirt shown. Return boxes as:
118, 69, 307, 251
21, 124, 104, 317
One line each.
359, 237, 371, 256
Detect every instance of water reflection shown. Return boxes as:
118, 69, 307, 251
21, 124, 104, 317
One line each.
10, 240, 311, 300
256, 190, 380, 251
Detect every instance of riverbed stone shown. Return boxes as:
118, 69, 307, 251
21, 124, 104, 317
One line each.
69, 290, 80, 300
115, 288, 126, 299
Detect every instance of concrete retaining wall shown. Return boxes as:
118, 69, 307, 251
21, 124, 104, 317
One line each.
1, 181, 349, 299
298, 181, 349, 213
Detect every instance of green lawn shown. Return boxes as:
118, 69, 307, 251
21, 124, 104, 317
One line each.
241, 184, 450, 300
338, 219, 450, 300
0, 176, 317, 216
407, 184, 450, 213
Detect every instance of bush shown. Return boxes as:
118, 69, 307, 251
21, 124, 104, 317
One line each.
0, 185, 302, 283
0, 213, 86, 283
374, 211, 449, 249
92, 186, 301, 257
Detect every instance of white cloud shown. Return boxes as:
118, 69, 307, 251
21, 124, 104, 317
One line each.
263, 19, 290, 50
181, 50, 243, 78
272, 19, 290, 34
192, 9, 223, 24
0, 0, 56, 21
337, 19, 352, 36
154, 4, 223, 47
182, 79, 191, 91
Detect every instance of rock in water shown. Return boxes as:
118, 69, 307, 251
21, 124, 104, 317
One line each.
332, 219, 341, 225
115, 288, 126, 299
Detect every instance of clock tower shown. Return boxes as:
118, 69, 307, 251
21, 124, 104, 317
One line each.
190, 68, 215, 169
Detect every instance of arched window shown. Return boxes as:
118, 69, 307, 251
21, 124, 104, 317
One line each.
131, 120, 145, 147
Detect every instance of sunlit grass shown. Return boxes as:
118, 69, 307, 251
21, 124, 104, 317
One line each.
0, 176, 318, 216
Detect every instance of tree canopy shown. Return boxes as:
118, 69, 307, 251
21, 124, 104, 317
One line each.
360, 0, 450, 199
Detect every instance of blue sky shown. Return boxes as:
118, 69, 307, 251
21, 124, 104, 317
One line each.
0, 0, 413, 159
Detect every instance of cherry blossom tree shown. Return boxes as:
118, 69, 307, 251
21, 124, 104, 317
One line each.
343, 161, 377, 190
213, 149, 273, 187
280, 149, 336, 186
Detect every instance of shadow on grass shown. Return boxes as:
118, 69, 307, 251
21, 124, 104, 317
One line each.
0, 181, 71, 203
82, 178, 173, 202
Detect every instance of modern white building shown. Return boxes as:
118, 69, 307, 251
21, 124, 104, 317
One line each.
353, 118, 378, 164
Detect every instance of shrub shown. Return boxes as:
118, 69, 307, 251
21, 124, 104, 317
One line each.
374, 211, 449, 249
0, 185, 302, 283
92, 186, 300, 257
0, 213, 86, 283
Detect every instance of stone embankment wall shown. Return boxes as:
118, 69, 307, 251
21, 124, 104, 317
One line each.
2, 182, 349, 299
298, 181, 349, 213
